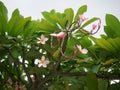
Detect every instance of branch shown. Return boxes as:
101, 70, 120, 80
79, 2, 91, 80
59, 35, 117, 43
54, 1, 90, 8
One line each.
57, 72, 120, 80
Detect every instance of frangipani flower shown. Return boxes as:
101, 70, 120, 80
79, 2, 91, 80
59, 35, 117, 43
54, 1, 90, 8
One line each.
34, 56, 49, 68
50, 32, 65, 42
79, 15, 87, 22
76, 45, 88, 54
37, 34, 48, 44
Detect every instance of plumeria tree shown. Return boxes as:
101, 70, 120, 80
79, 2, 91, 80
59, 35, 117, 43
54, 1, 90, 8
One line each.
0, 1, 120, 90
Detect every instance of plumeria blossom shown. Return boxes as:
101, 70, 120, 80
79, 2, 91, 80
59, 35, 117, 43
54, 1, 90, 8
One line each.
50, 31, 65, 42
76, 45, 88, 54
34, 56, 49, 68
79, 15, 88, 22
37, 34, 48, 44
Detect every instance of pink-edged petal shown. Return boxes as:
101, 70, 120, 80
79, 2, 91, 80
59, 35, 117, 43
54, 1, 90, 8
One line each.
81, 49, 88, 54
42, 64, 47, 68
41, 56, 45, 60
45, 38, 48, 41
45, 60, 50, 64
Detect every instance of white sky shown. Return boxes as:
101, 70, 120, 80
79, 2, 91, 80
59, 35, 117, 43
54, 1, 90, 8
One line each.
2, 0, 120, 37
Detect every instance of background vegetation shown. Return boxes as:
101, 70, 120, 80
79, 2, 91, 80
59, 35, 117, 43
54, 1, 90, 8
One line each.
0, 1, 120, 90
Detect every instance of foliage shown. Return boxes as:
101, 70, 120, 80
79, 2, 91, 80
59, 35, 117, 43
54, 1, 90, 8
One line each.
0, 1, 120, 90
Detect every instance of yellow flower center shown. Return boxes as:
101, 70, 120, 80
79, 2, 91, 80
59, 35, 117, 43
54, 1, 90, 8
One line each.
40, 60, 45, 64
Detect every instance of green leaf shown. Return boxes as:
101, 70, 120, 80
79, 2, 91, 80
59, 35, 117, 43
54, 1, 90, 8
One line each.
0, 1, 8, 34
86, 72, 98, 90
23, 20, 40, 38
74, 5, 87, 21
7, 9, 31, 36
98, 79, 108, 90
64, 8, 74, 24
56, 12, 67, 29
104, 26, 116, 38
41, 10, 67, 30
42, 10, 60, 29
93, 38, 116, 52
81, 17, 99, 28
42, 10, 57, 24
105, 14, 120, 37
80, 36, 92, 47
108, 38, 120, 51
39, 19, 59, 33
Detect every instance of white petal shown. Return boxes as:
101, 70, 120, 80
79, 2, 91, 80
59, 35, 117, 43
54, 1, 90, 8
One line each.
42, 64, 47, 68
41, 34, 45, 39
37, 37, 40, 40
38, 64, 42, 67
37, 41, 40, 44
34, 59, 39, 64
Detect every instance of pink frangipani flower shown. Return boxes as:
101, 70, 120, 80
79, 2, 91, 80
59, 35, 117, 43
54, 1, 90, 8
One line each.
50, 31, 65, 42
76, 45, 88, 54
34, 56, 49, 68
37, 34, 48, 44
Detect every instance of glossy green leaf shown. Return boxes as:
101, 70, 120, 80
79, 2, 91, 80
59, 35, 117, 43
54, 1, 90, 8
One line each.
41, 10, 67, 30
80, 36, 92, 47
64, 8, 74, 24
7, 9, 31, 36
74, 5, 87, 21
105, 14, 120, 37
108, 38, 120, 51
104, 26, 116, 38
23, 20, 40, 38
42, 10, 57, 24
39, 19, 59, 33
81, 17, 99, 28
93, 38, 116, 52
0, 1, 8, 34
56, 12, 67, 29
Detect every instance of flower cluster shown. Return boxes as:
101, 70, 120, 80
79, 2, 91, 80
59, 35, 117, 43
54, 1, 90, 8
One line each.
35, 14, 101, 68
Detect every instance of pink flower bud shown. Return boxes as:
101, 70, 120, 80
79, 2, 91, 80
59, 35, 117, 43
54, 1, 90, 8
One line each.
79, 15, 87, 22
50, 32, 65, 42
92, 24, 97, 30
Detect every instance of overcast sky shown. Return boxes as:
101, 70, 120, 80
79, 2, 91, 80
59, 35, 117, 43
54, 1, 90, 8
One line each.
2, 0, 120, 37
